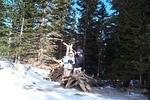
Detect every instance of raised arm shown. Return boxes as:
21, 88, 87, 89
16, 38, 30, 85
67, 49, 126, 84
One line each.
63, 42, 69, 56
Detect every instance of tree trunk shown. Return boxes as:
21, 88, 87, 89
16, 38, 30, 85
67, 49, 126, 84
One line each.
38, 8, 46, 67
148, 70, 150, 99
15, 18, 24, 70
139, 72, 142, 88
59, 41, 63, 59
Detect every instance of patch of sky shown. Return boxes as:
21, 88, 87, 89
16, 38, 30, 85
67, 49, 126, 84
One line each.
4, 0, 15, 5
69, 0, 115, 34
3, 18, 12, 28
101, 0, 114, 15
72, 0, 114, 19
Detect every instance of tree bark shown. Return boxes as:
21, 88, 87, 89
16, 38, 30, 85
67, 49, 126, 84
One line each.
37, 8, 46, 67
15, 18, 24, 70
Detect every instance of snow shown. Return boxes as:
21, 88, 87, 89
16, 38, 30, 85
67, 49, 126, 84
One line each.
0, 60, 148, 100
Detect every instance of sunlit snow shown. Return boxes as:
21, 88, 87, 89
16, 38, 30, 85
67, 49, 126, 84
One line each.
0, 60, 148, 100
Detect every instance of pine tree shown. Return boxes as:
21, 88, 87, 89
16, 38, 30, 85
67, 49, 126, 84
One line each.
77, 0, 108, 76
92, 1, 109, 77
110, 0, 150, 84
23, 0, 71, 66
0, 0, 11, 56
63, 1, 77, 44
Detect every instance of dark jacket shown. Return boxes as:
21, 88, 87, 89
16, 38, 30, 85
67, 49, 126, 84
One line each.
75, 53, 84, 68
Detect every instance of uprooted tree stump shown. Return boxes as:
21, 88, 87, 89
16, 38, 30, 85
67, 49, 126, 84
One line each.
48, 42, 101, 92
48, 67, 101, 92
61, 73, 92, 92
49, 67, 64, 82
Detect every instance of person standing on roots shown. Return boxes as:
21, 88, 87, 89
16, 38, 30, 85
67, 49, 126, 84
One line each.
73, 46, 85, 75
62, 42, 75, 77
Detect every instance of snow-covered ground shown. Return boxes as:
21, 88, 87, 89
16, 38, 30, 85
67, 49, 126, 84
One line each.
0, 60, 148, 100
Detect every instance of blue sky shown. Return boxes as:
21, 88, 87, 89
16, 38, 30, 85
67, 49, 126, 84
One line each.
70, 0, 114, 32
4, 0, 114, 28
5, 0, 114, 16
72, 0, 114, 16
101, 0, 114, 15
